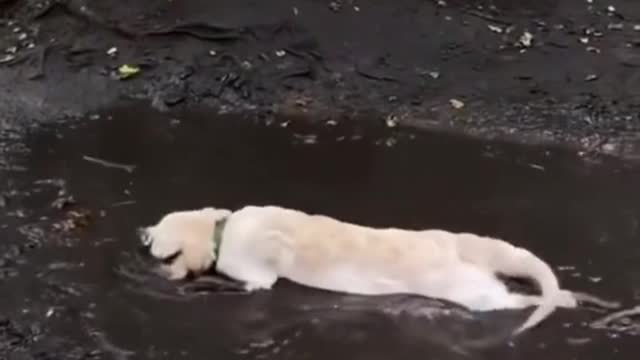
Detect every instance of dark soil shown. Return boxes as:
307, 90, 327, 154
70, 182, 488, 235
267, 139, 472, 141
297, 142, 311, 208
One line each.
2, 0, 640, 157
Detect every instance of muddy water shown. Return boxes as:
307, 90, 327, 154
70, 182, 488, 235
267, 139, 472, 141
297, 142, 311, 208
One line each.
1, 102, 639, 360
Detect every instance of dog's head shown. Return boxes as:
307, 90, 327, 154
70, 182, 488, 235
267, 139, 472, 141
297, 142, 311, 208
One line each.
138, 207, 231, 280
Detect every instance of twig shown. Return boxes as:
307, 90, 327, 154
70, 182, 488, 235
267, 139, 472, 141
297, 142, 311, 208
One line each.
111, 200, 136, 207
590, 305, 640, 329
462, 9, 512, 26
82, 155, 136, 173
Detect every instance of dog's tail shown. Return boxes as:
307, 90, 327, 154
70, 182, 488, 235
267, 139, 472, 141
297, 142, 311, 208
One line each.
455, 233, 575, 335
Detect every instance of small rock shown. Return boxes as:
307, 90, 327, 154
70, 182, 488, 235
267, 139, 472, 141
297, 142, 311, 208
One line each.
579, 37, 590, 44
586, 46, 601, 54
428, 71, 440, 79
607, 5, 616, 13
208, 50, 217, 56
449, 98, 465, 109
275, 50, 286, 57
634, 24, 640, 31
106, 47, 117, 57
0, 195, 6, 207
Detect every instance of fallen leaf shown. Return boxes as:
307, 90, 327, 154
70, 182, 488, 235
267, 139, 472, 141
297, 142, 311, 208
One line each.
117, 64, 140, 79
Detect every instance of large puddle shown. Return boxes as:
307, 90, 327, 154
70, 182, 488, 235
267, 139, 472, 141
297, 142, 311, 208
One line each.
1, 102, 639, 359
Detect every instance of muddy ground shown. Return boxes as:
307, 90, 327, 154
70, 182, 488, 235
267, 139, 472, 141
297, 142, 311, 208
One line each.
1, 0, 640, 359
0, 103, 639, 360
2, 0, 640, 156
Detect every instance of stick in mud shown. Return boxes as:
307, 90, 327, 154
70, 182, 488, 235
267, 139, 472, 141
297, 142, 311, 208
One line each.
573, 291, 622, 310
82, 155, 136, 173
590, 305, 640, 329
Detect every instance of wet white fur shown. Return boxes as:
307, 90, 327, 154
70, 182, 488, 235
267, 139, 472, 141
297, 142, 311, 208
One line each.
142, 205, 577, 334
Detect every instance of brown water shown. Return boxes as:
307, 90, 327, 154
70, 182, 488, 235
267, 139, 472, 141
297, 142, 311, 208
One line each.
0, 102, 638, 360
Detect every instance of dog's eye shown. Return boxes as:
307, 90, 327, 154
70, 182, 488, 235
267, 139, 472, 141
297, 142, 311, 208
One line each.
160, 251, 182, 264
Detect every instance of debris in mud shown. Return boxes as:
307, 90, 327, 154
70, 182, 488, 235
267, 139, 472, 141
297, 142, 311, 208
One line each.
117, 64, 140, 80
566, 337, 592, 346
385, 114, 398, 128
590, 305, 640, 335
0, 54, 15, 63
51, 194, 76, 210
449, 99, 465, 109
329, 1, 343, 12
82, 155, 135, 173
607, 23, 624, 31
292, 134, 317, 145
487, 24, 504, 34
52, 209, 92, 232
586, 46, 601, 54
518, 31, 533, 48
585, 74, 599, 82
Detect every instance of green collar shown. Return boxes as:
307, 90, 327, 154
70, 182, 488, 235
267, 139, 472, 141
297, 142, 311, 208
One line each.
212, 217, 228, 259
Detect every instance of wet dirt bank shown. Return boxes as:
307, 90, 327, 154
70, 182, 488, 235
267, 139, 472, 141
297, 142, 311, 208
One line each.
2, 0, 640, 158
0, 102, 639, 359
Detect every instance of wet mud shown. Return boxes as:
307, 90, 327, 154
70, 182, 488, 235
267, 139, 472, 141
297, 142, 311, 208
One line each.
1, 102, 639, 359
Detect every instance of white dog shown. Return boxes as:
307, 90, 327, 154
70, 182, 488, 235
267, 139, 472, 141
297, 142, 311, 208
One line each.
139, 205, 580, 335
